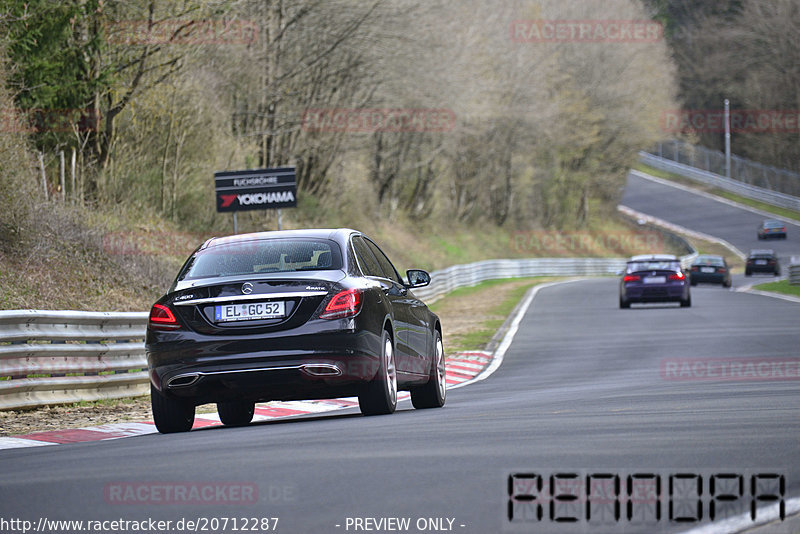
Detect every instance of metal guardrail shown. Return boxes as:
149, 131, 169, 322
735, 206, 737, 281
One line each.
649, 140, 800, 197
411, 258, 626, 303
790, 258, 800, 286
2, 255, 701, 410
0, 311, 149, 410
639, 152, 800, 212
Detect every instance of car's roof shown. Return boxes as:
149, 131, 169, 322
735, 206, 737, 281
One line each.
199, 228, 359, 250
628, 254, 678, 262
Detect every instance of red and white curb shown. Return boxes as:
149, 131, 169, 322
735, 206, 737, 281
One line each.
0, 352, 494, 450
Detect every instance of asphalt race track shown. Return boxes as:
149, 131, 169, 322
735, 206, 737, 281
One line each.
0, 175, 798, 534
622, 171, 800, 265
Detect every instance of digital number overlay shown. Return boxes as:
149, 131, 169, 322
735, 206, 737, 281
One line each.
507, 469, 786, 527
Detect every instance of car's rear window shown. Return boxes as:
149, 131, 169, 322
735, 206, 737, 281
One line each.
693, 257, 724, 267
627, 261, 681, 272
764, 221, 784, 228
177, 238, 342, 280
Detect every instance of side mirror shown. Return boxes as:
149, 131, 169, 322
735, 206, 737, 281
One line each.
405, 269, 431, 288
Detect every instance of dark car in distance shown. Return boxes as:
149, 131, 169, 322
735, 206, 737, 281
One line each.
689, 254, 731, 287
745, 249, 780, 276
146, 228, 446, 433
757, 219, 787, 240
619, 254, 691, 308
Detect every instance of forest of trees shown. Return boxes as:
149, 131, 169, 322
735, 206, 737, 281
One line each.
646, 0, 800, 173
2, 0, 796, 248
1, 0, 676, 238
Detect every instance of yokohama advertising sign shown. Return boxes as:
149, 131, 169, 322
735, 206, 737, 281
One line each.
214, 167, 297, 212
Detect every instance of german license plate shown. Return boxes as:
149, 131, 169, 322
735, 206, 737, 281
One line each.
643, 276, 666, 284
701, 267, 715, 273
755, 260, 767, 265
215, 301, 285, 322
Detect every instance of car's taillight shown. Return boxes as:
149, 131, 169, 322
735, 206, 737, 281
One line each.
623, 275, 641, 283
669, 272, 686, 281
320, 288, 363, 320
718, 268, 727, 273
149, 303, 181, 329
691, 266, 699, 271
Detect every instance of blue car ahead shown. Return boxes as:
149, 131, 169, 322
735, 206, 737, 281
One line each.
619, 254, 691, 308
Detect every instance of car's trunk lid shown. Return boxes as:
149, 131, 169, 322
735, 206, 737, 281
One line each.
169, 271, 344, 334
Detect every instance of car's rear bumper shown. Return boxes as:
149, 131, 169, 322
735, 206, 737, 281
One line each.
622, 284, 687, 302
147, 327, 382, 404
747, 265, 778, 273
691, 273, 727, 284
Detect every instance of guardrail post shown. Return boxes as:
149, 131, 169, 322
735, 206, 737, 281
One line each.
790, 258, 800, 286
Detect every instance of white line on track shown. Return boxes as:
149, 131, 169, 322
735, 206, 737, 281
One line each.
679, 496, 800, 534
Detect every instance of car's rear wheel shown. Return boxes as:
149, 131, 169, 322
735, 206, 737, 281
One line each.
619, 297, 630, 309
724, 279, 732, 288
680, 295, 692, 308
359, 330, 397, 415
745, 269, 752, 276
411, 331, 446, 409
151, 384, 194, 434
217, 400, 255, 427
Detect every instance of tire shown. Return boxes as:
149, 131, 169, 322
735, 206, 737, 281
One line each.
359, 330, 397, 416
151, 383, 194, 434
217, 400, 255, 427
680, 295, 692, 308
724, 279, 732, 288
774, 270, 780, 277
411, 330, 446, 409
690, 280, 698, 286
745, 270, 752, 277
619, 297, 630, 309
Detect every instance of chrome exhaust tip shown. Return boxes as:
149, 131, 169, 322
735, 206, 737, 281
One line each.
300, 364, 342, 377
166, 373, 201, 388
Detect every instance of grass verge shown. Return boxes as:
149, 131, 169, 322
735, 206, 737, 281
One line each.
430, 277, 554, 354
752, 280, 800, 298
633, 163, 800, 223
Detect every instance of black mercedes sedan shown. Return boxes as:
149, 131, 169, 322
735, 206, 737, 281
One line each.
146, 229, 445, 433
